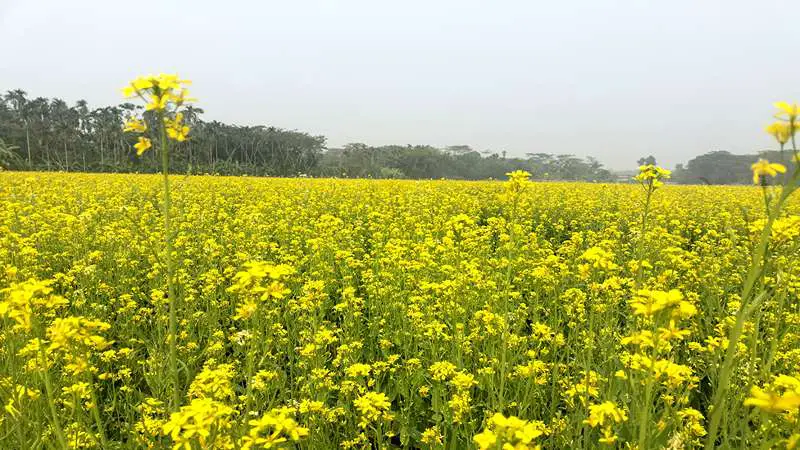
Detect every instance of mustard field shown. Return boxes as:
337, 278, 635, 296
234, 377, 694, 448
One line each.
2, 171, 800, 449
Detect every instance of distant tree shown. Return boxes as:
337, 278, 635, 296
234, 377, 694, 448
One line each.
0, 88, 326, 176
637, 155, 657, 166
675, 151, 750, 184
0, 138, 22, 169
0, 87, 622, 181
4, 89, 31, 165
445, 145, 473, 155
379, 167, 405, 179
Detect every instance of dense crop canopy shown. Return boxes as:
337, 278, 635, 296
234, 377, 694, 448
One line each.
1, 172, 799, 448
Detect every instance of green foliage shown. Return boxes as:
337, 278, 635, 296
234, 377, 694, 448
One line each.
0, 138, 22, 170
317, 145, 614, 181
0, 90, 325, 175
0, 89, 618, 181
672, 150, 798, 185
637, 155, 657, 166
10, 88, 788, 184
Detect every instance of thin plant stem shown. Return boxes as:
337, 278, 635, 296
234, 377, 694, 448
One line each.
635, 185, 654, 284
705, 170, 799, 448
159, 112, 179, 410
637, 319, 659, 449
498, 192, 520, 409
87, 379, 108, 447
39, 348, 68, 450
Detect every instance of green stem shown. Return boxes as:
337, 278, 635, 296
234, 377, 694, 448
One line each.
87, 379, 108, 447
637, 321, 659, 449
39, 349, 68, 450
498, 195, 520, 409
705, 173, 798, 448
634, 185, 654, 285
160, 113, 180, 410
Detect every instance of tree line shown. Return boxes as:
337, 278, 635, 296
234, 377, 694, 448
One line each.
2, 88, 788, 183
0, 89, 616, 181
671, 150, 797, 185
317, 144, 614, 180
633, 151, 796, 185
0, 89, 326, 176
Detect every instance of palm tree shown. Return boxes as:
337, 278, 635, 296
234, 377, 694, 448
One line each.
181, 105, 204, 168
49, 98, 75, 170
0, 137, 22, 170
4, 89, 31, 166
29, 97, 51, 167
0, 87, 327, 176
75, 99, 90, 170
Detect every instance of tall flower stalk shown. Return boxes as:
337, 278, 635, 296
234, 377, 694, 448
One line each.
497, 170, 531, 408
704, 102, 799, 448
632, 164, 671, 283
122, 74, 194, 410
630, 164, 670, 448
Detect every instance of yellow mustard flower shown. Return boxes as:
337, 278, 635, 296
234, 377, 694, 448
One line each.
765, 121, 793, 145
123, 118, 147, 133
134, 137, 152, 156
353, 391, 392, 428
473, 412, 546, 450
774, 101, 800, 122
745, 385, 800, 413
751, 159, 786, 184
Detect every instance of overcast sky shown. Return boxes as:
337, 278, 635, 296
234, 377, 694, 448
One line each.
1, 0, 798, 170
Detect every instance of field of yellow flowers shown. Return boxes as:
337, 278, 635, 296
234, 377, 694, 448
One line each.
1, 169, 799, 449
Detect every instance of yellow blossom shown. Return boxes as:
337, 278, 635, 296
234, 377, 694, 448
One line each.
473, 412, 546, 450
584, 401, 628, 428
164, 113, 190, 142
774, 101, 800, 122
241, 408, 309, 450
751, 159, 786, 184
162, 398, 235, 449
353, 391, 392, 428
765, 121, 793, 145
134, 137, 152, 156
745, 385, 800, 413
123, 118, 147, 133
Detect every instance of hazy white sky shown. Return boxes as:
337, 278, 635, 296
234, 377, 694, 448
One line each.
1, 0, 798, 170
